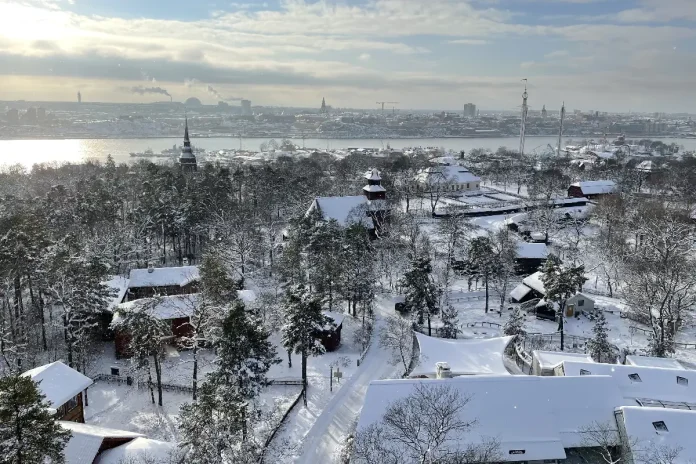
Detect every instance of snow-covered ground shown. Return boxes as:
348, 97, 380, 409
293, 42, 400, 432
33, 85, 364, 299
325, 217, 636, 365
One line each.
266, 294, 402, 464
84, 381, 301, 443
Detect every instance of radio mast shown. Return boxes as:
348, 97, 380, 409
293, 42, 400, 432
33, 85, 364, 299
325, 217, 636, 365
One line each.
519, 79, 528, 156
557, 102, 566, 157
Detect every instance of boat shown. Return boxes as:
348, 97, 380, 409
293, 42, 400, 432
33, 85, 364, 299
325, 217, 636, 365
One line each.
129, 148, 156, 158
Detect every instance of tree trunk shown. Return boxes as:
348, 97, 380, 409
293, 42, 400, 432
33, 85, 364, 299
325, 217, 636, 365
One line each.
154, 353, 163, 407
147, 362, 155, 404
301, 350, 308, 407
38, 293, 47, 352
484, 273, 489, 313
192, 343, 198, 401
287, 349, 292, 368
427, 312, 432, 337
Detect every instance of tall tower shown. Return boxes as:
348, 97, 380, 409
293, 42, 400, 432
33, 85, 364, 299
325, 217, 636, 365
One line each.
557, 102, 566, 157
77, 91, 82, 104
363, 169, 386, 201
179, 118, 198, 172
320, 97, 327, 114
541, 104, 547, 119
519, 80, 528, 156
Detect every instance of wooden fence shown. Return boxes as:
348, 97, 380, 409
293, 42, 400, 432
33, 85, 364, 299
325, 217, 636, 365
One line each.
93, 373, 195, 394
629, 326, 696, 350
260, 386, 306, 464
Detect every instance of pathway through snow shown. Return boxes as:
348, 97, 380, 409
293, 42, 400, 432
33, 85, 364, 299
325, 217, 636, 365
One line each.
268, 294, 401, 463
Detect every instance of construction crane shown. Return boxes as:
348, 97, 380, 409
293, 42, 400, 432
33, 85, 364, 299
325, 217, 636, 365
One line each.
376, 101, 399, 114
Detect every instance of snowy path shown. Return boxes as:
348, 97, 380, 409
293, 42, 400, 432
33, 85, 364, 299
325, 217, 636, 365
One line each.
297, 298, 399, 463
269, 294, 401, 463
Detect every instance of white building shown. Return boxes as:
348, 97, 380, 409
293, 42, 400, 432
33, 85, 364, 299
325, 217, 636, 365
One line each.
414, 164, 481, 193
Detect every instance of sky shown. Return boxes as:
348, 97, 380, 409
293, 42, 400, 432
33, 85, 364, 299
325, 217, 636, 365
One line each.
0, 0, 695, 112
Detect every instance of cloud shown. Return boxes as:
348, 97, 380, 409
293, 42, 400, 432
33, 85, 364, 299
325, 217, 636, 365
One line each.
358, 53, 371, 61
544, 50, 569, 59
447, 39, 489, 45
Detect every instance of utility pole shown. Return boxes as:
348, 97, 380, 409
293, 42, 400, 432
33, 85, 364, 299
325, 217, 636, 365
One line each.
557, 102, 566, 157
519, 79, 528, 156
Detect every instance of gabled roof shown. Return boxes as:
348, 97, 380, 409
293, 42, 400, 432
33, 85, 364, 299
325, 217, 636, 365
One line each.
362, 184, 386, 193
22, 361, 93, 409
415, 165, 481, 185
114, 293, 200, 321
522, 271, 545, 295
617, 407, 696, 464
307, 196, 374, 228
412, 333, 513, 377
516, 243, 549, 260
127, 265, 199, 289
94, 437, 176, 464
510, 283, 532, 302
59, 422, 143, 464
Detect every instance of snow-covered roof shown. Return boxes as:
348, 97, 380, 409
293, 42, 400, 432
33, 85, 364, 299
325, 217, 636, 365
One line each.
570, 180, 617, 195
237, 289, 256, 303
522, 271, 545, 295
127, 265, 199, 289
625, 355, 685, 370
358, 375, 626, 461
307, 196, 373, 228
22, 361, 93, 409
323, 311, 345, 327
510, 283, 532, 302
94, 437, 176, 464
362, 184, 386, 193
617, 406, 696, 464
533, 351, 594, 370
104, 276, 129, 310
115, 293, 199, 321
415, 165, 481, 185
561, 362, 696, 405
364, 169, 381, 181
412, 333, 513, 377
516, 243, 548, 260
59, 422, 143, 464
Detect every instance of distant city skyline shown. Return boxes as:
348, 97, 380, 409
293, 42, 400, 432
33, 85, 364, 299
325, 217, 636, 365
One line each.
0, 0, 694, 112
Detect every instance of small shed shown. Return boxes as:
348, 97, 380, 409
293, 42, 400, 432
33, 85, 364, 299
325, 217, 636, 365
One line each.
22, 361, 93, 423
125, 265, 200, 301
515, 243, 549, 275
532, 350, 594, 376
565, 293, 594, 317
509, 271, 546, 303
320, 311, 345, 352
567, 180, 617, 199
59, 421, 144, 464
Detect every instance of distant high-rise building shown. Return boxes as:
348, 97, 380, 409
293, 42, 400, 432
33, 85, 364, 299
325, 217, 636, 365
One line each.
77, 91, 82, 104
241, 99, 252, 115
179, 118, 197, 173
6, 108, 19, 125
541, 105, 547, 119
463, 103, 476, 118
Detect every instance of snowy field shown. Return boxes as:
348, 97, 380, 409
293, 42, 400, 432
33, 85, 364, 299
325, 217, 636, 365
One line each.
84, 380, 302, 443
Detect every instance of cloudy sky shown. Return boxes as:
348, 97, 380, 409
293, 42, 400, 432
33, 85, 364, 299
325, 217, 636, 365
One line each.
0, 0, 694, 112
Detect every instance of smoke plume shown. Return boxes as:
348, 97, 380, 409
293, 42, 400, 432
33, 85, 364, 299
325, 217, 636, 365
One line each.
207, 85, 243, 102
131, 86, 171, 99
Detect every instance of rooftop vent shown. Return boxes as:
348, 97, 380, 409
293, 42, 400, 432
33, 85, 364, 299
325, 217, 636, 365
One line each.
653, 421, 668, 433
436, 362, 452, 379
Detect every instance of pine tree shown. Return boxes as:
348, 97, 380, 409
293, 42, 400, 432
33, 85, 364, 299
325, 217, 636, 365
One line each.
541, 256, 587, 351
282, 284, 332, 406
111, 300, 171, 406
0, 375, 71, 464
208, 300, 279, 400
199, 252, 239, 305
439, 304, 459, 339
306, 219, 345, 310
399, 256, 439, 335
467, 237, 494, 313
504, 306, 525, 336
587, 310, 613, 363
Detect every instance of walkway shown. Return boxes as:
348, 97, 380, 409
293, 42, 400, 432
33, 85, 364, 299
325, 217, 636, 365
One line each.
295, 294, 400, 463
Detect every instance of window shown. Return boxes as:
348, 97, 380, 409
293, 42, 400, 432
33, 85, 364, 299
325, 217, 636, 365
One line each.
677, 376, 689, 386
628, 373, 642, 382
577, 299, 585, 307
466, 183, 470, 189
580, 369, 592, 375
63, 395, 78, 412
652, 421, 668, 432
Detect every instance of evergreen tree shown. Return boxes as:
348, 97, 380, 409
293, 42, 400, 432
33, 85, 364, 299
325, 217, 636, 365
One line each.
541, 256, 587, 351
199, 252, 239, 305
399, 256, 439, 335
282, 284, 332, 406
208, 300, 279, 400
466, 236, 494, 313
111, 300, 171, 406
0, 375, 71, 464
341, 224, 375, 319
306, 219, 345, 310
439, 304, 460, 339
504, 306, 526, 336
587, 310, 613, 363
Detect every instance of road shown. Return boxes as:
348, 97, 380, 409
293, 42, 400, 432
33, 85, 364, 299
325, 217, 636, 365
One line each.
296, 294, 400, 464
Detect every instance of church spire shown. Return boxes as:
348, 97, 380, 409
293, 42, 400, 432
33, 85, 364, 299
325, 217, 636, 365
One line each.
179, 116, 197, 172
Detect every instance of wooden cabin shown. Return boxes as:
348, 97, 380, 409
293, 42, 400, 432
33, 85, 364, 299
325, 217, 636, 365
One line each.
320, 312, 345, 352
22, 361, 93, 423
125, 265, 200, 302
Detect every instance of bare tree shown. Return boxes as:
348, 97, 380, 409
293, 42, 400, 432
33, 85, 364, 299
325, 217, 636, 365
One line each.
577, 420, 635, 464
353, 383, 500, 464
379, 316, 415, 374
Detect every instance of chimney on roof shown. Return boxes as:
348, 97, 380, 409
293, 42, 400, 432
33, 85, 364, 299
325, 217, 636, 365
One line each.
436, 362, 452, 379
182, 257, 189, 266
147, 262, 154, 273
